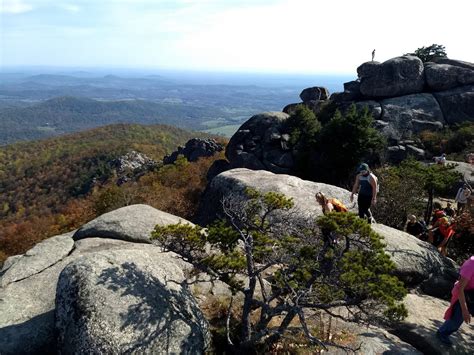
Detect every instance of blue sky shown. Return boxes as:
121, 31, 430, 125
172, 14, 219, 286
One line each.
1, 0, 474, 74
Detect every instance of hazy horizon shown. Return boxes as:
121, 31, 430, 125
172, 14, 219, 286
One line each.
2, 0, 473, 74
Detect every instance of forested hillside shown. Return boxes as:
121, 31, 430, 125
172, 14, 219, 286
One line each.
0, 96, 237, 144
0, 124, 224, 261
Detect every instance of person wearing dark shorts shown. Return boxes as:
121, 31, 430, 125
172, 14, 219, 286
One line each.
351, 163, 378, 224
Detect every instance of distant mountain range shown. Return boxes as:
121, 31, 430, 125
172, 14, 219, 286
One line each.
0, 71, 350, 144
0, 96, 238, 144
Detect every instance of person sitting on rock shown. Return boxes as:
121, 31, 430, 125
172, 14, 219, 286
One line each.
437, 255, 474, 346
444, 202, 456, 218
405, 215, 427, 240
428, 214, 456, 255
434, 153, 447, 165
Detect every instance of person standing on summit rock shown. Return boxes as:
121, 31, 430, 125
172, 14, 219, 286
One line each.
350, 163, 378, 224
372, 49, 375, 61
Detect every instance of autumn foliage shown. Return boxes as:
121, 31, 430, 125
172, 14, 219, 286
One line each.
0, 124, 225, 263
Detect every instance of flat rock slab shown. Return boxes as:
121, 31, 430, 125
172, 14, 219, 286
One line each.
73, 204, 194, 243
390, 293, 474, 355
0, 232, 74, 287
56, 249, 210, 354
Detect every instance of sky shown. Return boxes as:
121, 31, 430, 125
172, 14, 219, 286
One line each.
1, 0, 474, 74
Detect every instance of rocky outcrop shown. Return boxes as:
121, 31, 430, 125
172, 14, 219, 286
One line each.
164, 138, 224, 165
225, 112, 294, 174
0, 228, 201, 354
447, 160, 474, 186
371, 224, 458, 297
0, 232, 78, 354
390, 293, 474, 355
379, 93, 445, 142
73, 204, 193, 243
56, 250, 210, 354
433, 84, 474, 124
197, 168, 356, 225
113, 150, 157, 185
197, 169, 458, 298
324, 57, 474, 143
0, 232, 74, 287
358, 56, 425, 98
385, 142, 426, 164
300, 86, 329, 101
425, 62, 474, 91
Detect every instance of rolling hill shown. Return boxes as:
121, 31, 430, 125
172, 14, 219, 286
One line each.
0, 96, 235, 144
0, 123, 224, 261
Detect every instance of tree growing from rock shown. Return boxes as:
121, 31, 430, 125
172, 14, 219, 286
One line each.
152, 189, 407, 351
285, 104, 385, 185
405, 44, 447, 63
316, 105, 385, 185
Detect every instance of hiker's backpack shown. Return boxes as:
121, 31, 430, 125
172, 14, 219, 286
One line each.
329, 198, 348, 212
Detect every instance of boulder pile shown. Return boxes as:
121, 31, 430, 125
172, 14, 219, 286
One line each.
331, 56, 474, 144
1, 170, 472, 353
0, 206, 209, 354
219, 56, 474, 175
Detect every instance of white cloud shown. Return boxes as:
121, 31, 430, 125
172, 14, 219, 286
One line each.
2, 0, 474, 72
60, 4, 81, 13
1, 0, 33, 14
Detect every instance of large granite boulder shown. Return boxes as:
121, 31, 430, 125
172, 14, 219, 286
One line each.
357, 56, 425, 98
225, 112, 294, 174
197, 169, 458, 298
0, 232, 74, 287
390, 293, 474, 355
0, 233, 76, 354
0, 236, 143, 354
73, 204, 194, 243
0, 205, 197, 354
434, 84, 474, 124
379, 93, 445, 141
425, 62, 474, 91
55, 249, 210, 354
432, 57, 474, 71
447, 160, 474, 186
163, 138, 224, 165
197, 168, 356, 225
300, 86, 330, 102
371, 224, 458, 297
